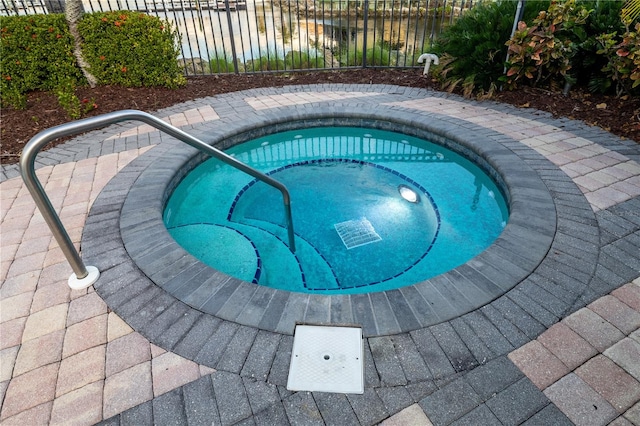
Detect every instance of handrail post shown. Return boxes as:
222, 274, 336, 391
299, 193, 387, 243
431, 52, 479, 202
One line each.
19, 109, 295, 290
20, 130, 101, 289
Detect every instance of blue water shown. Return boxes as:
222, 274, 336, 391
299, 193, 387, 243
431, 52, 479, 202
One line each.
164, 127, 509, 294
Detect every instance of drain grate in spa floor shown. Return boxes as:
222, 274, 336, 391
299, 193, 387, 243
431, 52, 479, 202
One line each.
334, 218, 381, 250
287, 325, 364, 394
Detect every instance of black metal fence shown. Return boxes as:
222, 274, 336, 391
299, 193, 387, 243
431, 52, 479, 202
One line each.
1, 0, 471, 75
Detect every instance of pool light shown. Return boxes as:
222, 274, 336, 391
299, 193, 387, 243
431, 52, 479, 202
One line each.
398, 184, 420, 203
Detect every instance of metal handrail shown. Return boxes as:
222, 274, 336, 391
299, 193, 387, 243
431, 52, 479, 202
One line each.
20, 109, 296, 289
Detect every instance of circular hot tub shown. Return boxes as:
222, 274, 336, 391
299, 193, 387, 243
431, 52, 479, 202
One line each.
93, 106, 556, 336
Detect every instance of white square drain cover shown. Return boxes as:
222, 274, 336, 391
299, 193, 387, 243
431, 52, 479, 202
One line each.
334, 218, 382, 249
287, 325, 364, 394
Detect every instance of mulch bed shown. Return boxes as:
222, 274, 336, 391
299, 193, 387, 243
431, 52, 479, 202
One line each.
2, 69, 638, 165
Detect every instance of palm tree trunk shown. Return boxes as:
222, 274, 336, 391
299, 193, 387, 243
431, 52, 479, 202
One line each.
66, 0, 97, 87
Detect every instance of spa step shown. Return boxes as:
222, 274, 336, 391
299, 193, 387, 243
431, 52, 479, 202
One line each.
237, 218, 341, 292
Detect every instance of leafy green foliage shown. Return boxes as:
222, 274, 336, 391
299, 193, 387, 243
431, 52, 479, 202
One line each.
341, 45, 391, 66
245, 52, 286, 71
78, 11, 185, 88
432, 0, 550, 96
597, 22, 640, 96
55, 78, 98, 119
284, 51, 324, 69
573, 0, 625, 92
504, 0, 591, 90
0, 14, 84, 109
209, 51, 235, 73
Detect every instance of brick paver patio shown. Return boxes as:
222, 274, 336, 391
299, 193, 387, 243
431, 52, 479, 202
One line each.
1, 84, 639, 425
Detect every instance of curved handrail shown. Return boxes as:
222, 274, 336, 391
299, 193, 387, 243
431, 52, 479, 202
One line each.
19, 109, 295, 288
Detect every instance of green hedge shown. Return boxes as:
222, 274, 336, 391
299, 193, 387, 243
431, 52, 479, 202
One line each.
78, 11, 185, 88
1, 11, 185, 111
0, 14, 83, 108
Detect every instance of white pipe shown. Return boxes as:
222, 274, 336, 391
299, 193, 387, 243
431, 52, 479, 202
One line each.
417, 53, 439, 76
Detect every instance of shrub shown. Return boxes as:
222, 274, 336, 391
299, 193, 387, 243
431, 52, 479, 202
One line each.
245, 52, 285, 71
341, 45, 391, 66
504, 0, 592, 91
209, 51, 235, 73
574, 0, 625, 92
284, 50, 324, 69
597, 21, 640, 96
78, 11, 185, 88
432, 0, 550, 96
0, 14, 84, 108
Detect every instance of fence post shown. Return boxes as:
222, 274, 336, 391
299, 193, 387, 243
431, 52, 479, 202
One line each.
362, 0, 369, 67
223, 0, 240, 73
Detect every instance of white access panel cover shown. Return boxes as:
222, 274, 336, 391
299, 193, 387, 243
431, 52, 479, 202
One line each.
287, 325, 364, 394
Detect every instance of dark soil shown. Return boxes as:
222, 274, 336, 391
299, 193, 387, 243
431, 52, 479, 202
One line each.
2, 69, 638, 165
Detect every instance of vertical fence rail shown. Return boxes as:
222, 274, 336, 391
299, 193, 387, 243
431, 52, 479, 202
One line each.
1, 0, 469, 74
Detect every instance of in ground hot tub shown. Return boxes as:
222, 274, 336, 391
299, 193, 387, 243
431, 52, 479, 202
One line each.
112, 109, 555, 336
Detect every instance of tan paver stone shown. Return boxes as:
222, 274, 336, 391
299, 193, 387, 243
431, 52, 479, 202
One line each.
0, 381, 8, 407
604, 338, 640, 382
0, 271, 39, 299
508, 340, 569, 390
2, 208, 34, 228
0, 245, 20, 268
21, 303, 68, 343
612, 282, 640, 312
562, 308, 625, 352
106, 332, 150, 376
576, 355, 640, 413
538, 322, 598, 370
0, 291, 33, 323
103, 362, 153, 419
67, 291, 108, 327
588, 295, 640, 335
0, 346, 20, 382
624, 401, 640, 425
23, 221, 52, 242
0, 317, 26, 350
62, 313, 107, 358
0, 229, 26, 248
602, 163, 636, 180
544, 373, 617, 426
6, 252, 46, 280
574, 175, 607, 192
631, 330, 639, 345
0, 362, 59, 420
611, 180, 640, 197
0, 244, 18, 266
586, 187, 632, 211
380, 403, 432, 426
30, 280, 70, 313
42, 248, 68, 268
56, 345, 106, 397
37, 261, 72, 288
591, 169, 621, 185
50, 380, 103, 426
199, 365, 216, 376
70, 287, 90, 301
150, 343, 166, 358
0, 401, 51, 426
15, 235, 51, 259
151, 351, 200, 397
0, 261, 12, 283
14, 329, 65, 376
107, 312, 133, 342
